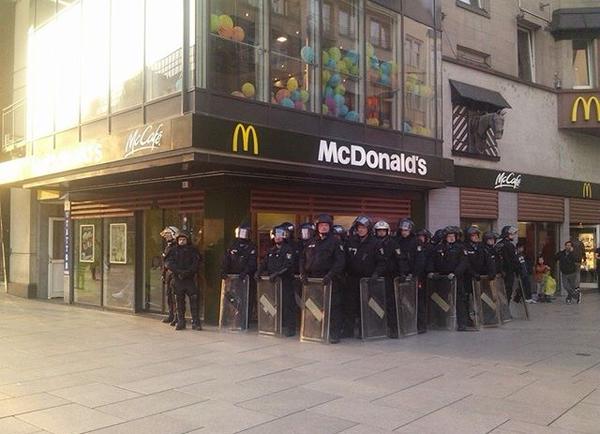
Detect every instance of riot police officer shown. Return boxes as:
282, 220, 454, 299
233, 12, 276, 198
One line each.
344, 216, 386, 338
256, 225, 296, 336
374, 220, 403, 337
396, 218, 418, 280
427, 226, 469, 331
332, 225, 348, 243
415, 229, 433, 334
298, 222, 316, 253
299, 214, 345, 343
482, 231, 500, 278
431, 229, 445, 246
160, 226, 179, 325
463, 226, 495, 329
165, 230, 202, 331
221, 223, 258, 281
496, 226, 520, 303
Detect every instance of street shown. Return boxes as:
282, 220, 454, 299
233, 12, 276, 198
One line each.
1, 292, 600, 434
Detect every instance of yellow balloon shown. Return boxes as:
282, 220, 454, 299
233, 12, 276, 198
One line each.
218, 15, 234, 30
287, 77, 299, 92
241, 82, 255, 98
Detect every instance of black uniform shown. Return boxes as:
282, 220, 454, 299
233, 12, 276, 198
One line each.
165, 242, 202, 329
344, 234, 386, 337
415, 240, 434, 333
378, 236, 404, 336
162, 239, 177, 323
221, 238, 258, 320
299, 233, 346, 340
427, 240, 469, 329
463, 240, 494, 327
483, 244, 501, 278
257, 242, 296, 333
496, 238, 519, 302
396, 235, 418, 278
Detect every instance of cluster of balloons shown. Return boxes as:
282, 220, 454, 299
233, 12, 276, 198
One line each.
231, 82, 256, 99
273, 77, 310, 110
211, 14, 245, 42
402, 121, 433, 137
405, 73, 434, 97
321, 46, 359, 121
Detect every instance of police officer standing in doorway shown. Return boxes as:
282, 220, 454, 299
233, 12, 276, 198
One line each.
165, 230, 203, 331
299, 214, 345, 343
160, 226, 179, 325
256, 225, 297, 336
427, 226, 469, 331
496, 226, 520, 303
463, 226, 494, 329
344, 216, 386, 338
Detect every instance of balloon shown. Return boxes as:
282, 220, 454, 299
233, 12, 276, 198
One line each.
338, 104, 349, 117
350, 65, 359, 76
210, 14, 220, 33
381, 62, 392, 76
322, 51, 330, 66
276, 89, 290, 102
300, 46, 314, 64
370, 56, 380, 69
338, 62, 348, 75
232, 26, 245, 42
322, 70, 331, 84
287, 77, 299, 92
326, 58, 337, 70
281, 97, 294, 108
218, 15, 234, 30
334, 84, 346, 95
290, 90, 301, 102
345, 111, 359, 122
325, 96, 336, 113
218, 26, 234, 39
241, 82, 255, 98
346, 50, 359, 65
294, 101, 305, 110
323, 86, 334, 99
334, 94, 345, 107
328, 73, 341, 87
300, 89, 309, 103
322, 104, 329, 115
366, 43, 374, 57
380, 74, 391, 86
231, 91, 245, 98
329, 47, 342, 61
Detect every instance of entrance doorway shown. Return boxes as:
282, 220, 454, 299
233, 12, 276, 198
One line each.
48, 217, 65, 298
519, 222, 559, 279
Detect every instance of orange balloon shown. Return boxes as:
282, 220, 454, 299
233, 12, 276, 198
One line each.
232, 26, 245, 42
218, 26, 234, 40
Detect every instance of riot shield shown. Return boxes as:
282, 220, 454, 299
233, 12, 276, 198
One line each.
478, 276, 501, 327
359, 278, 388, 340
515, 277, 530, 321
495, 276, 512, 324
219, 274, 250, 331
468, 278, 483, 330
426, 275, 457, 331
257, 278, 282, 336
394, 277, 418, 337
300, 278, 332, 343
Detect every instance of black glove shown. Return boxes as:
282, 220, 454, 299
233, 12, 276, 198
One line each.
254, 271, 263, 281
322, 274, 332, 285
268, 273, 278, 283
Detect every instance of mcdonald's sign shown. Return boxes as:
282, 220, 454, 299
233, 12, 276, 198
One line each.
583, 182, 593, 199
571, 96, 600, 123
232, 124, 259, 155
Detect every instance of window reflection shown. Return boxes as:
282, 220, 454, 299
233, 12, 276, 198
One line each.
146, 0, 183, 101
321, 0, 362, 122
111, 0, 144, 112
403, 17, 435, 137
209, 0, 263, 100
55, 3, 80, 131
31, 22, 55, 138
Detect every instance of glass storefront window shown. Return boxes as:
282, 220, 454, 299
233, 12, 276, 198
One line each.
321, 0, 362, 122
81, 0, 109, 121
146, 0, 184, 101
570, 226, 598, 285
269, 0, 317, 112
111, 0, 144, 112
55, 3, 81, 131
208, 0, 264, 100
365, 3, 400, 129
74, 219, 103, 306
403, 17, 435, 137
30, 21, 56, 139
103, 217, 136, 310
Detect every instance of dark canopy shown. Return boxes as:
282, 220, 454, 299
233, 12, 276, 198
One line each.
449, 80, 511, 111
550, 8, 600, 40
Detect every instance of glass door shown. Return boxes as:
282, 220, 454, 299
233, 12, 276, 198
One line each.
570, 225, 598, 287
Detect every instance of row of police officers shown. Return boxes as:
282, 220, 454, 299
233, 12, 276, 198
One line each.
161, 215, 523, 342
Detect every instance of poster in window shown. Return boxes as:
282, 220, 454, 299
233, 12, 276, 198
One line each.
109, 223, 127, 264
79, 224, 95, 263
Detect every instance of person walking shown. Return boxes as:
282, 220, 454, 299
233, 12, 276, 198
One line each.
554, 241, 582, 304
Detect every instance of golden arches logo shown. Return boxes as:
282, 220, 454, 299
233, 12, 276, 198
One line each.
232, 124, 259, 155
571, 96, 600, 123
583, 182, 593, 199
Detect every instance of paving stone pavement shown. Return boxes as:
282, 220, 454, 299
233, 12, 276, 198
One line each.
1, 292, 600, 434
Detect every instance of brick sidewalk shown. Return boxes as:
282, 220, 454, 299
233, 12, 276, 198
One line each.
0, 292, 599, 433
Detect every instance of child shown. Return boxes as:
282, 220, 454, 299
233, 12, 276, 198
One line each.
534, 255, 552, 302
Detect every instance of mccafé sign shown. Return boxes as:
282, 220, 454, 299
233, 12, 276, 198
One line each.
558, 91, 600, 136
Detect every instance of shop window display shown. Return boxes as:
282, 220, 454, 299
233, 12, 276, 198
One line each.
209, 0, 264, 100
403, 17, 435, 137
365, 3, 401, 129
269, 0, 317, 112
74, 220, 102, 306
321, 0, 362, 122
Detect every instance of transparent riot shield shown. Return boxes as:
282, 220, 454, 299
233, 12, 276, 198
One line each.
478, 276, 501, 327
469, 279, 483, 330
359, 277, 387, 340
219, 274, 250, 331
394, 277, 418, 337
495, 276, 512, 324
426, 275, 457, 331
515, 277, 530, 321
300, 278, 332, 343
257, 278, 282, 336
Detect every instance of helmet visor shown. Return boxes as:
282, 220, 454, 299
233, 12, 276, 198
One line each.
301, 228, 312, 240
236, 228, 250, 239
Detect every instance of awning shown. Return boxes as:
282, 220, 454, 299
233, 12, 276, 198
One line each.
449, 80, 511, 111
550, 8, 600, 40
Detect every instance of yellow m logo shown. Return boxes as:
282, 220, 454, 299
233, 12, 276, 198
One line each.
583, 182, 593, 199
232, 124, 259, 155
571, 96, 600, 122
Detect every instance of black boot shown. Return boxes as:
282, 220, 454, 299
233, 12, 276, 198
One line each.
190, 294, 202, 330
191, 320, 202, 331
175, 293, 186, 330
162, 313, 174, 324
175, 320, 186, 330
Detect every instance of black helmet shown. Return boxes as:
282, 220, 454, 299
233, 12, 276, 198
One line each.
234, 223, 251, 240
416, 228, 432, 240
176, 230, 191, 241
315, 214, 333, 226
373, 220, 390, 237
280, 222, 295, 237
397, 218, 415, 233
332, 224, 347, 237
443, 225, 461, 237
270, 225, 288, 241
501, 225, 518, 238
352, 215, 373, 231
431, 229, 445, 244
482, 231, 496, 242
299, 222, 315, 240
465, 225, 482, 237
